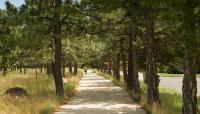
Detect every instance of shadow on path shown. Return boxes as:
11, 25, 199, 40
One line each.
55, 71, 146, 114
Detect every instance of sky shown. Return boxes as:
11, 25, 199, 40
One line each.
0, 0, 25, 9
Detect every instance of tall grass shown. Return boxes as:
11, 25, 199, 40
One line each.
0, 69, 82, 114
99, 72, 200, 114
140, 81, 183, 114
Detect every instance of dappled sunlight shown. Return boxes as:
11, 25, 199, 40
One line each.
60, 103, 137, 110
79, 86, 121, 90
55, 71, 145, 114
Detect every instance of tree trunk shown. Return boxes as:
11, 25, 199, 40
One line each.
145, 9, 160, 106
108, 56, 112, 75
132, 51, 141, 100
126, 0, 141, 101
2, 56, 7, 76
182, 2, 197, 114
143, 70, 148, 84
46, 63, 52, 76
104, 67, 107, 73
100, 67, 103, 72
62, 59, 65, 78
24, 68, 26, 74
127, 34, 141, 101
74, 61, 78, 76
127, 34, 134, 90
52, 0, 64, 99
40, 67, 43, 73
113, 53, 120, 81
3, 67, 7, 76
68, 61, 72, 74
120, 38, 127, 84
20, 67, 22, 74
51, 61, 55, 76
36, 68, 38, 79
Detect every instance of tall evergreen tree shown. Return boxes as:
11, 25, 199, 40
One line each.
182, 0, 198, 113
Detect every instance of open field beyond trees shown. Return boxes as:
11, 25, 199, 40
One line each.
158, 73, 200, 78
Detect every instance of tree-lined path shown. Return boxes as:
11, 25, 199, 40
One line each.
55, 71, 146, 114
0, 0, 199, 113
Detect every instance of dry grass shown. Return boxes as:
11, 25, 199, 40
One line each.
0, 69, 82, 114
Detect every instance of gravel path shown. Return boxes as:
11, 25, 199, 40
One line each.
55, 71, 146, 114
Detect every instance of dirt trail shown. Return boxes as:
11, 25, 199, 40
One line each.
55, 71, 146, 114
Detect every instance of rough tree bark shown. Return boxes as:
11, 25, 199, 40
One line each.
40, 67, 43, 73
145, 9, 160, 105
46, 63, 52, 76
127, 33, 141, 101
74, 61, 78, 76
182, 1, 197, 114
3, 67, 7, 76
52, 0, 64, 99
127, 18, 134, 90
51, 61, 55, 75
108, 56, 112, 75
62, 59, 65, 78
126, 0, 142, 101
2, 56, 7, 76
113, 53, 120, 81
120, 38, 127, 84
68, 61, 72, 74
20, 67, 22, 74
35, 68, 38, 79
24, 68, 26, 74
100, 64, 103, 72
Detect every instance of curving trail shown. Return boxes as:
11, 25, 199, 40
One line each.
55, 71, 146, 114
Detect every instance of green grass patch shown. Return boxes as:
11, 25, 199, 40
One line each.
158, 73, 200, 78
198, 97, 200, 111
140, 82, 183, 114
40, 102, 55, 114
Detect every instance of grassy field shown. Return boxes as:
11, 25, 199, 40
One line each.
158, 73, 200, 78
99, 72, 200, 114
0, 69, 82, 114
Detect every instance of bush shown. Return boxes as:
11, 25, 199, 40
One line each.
4, 87, 29, 97
158, 65, 183, 74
